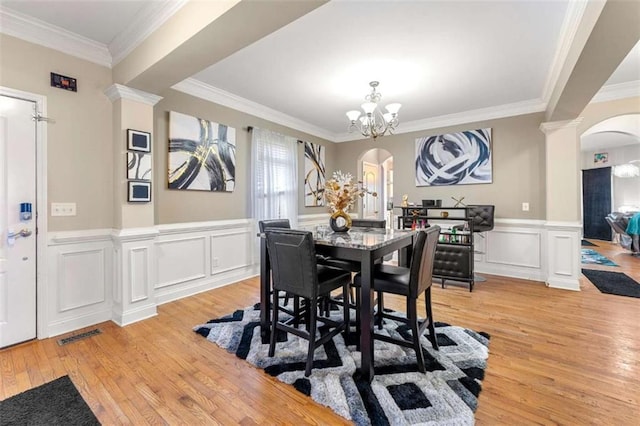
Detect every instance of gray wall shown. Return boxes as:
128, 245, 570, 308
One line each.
334, 112, 547, 219
154, 89, 336, 224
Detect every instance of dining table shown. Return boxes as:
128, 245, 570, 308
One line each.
258, 225, 417, 382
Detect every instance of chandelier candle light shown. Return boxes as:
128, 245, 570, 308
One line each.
324, 171, 377, 232
346, 81, 401, 140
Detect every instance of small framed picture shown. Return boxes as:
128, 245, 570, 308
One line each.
594, 152, 608, 164
127, 152, 152, 181
128, 181, 151, 202
127, 129, 151, 153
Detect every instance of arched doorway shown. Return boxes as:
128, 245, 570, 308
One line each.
580, 113, 640, 240
357, 148, 393, 227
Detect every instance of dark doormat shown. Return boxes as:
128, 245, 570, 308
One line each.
581, 239, 597, 247
0, 376, 100, 425
582, 269, 640, 298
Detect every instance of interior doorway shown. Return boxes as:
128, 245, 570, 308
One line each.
358, 148, 393, 226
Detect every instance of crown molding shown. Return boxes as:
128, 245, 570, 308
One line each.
109, 0, 188, 66
541, 0, 588, 103
539, 117, 584, 133
590, 80, 640, 104
334, 98, 548, 143
172, 78, 337, 142
104, 84, 162, 106
0, 7, 112, 67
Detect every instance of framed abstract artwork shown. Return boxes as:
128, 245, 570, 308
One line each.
415, 128, 492, 186
127, 129, 151, 153
127, 152, 152, 181
303, 141, 326, 206
168, 111, 236, 192
594, 152, 608, 164
128, 181, 151, 202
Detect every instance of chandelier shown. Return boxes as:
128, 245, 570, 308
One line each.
613, 161, 640, 178
346, 81, 401, 140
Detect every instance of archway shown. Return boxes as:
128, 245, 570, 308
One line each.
580, 113, 640, 240
357, 148, 393, 227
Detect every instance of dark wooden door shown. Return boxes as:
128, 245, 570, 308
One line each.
582, 167, 612, 240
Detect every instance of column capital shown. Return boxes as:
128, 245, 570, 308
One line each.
104, 84, 163, 106
539, 117, 584, 134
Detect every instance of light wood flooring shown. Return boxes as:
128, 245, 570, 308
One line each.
1, 239, 639, 424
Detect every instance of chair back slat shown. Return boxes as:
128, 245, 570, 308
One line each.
409, 226, 440, 297
258, 219, 291, 233
265, 229, 318, 300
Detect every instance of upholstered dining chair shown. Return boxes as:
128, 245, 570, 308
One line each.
353, 225, 440, 373
265, 228, 351, 376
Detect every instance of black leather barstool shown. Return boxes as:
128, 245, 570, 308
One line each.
265, 228, 351, 376
466, 205, 495, 282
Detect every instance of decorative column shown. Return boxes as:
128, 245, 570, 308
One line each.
540, 118, 583, 291
105, 84, 162, 325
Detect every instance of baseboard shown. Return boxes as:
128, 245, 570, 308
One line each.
155, 264, 258, 306
111, 304, 158, 327
45, 308, 113, 338
546, 276, 581, 291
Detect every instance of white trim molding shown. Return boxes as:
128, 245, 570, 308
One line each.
109, 0, 188, 66
104, 84, 163, 106
544, 220, 582, 291
540, 117, 584, 133
0, 7, 112, 67
172, 78, 337, 141
591, 80, 640, 104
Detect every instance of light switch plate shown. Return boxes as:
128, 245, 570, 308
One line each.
522, 202, 530, 212
51, 202, 76, 216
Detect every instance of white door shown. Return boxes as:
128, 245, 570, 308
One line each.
362, 162, 379, 219
0, 95, 37, 347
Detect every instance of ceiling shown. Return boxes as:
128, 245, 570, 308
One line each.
1, 0, 639, 142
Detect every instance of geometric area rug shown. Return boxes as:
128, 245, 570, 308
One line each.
0, 375, 100, 426
195, 303, 491, 425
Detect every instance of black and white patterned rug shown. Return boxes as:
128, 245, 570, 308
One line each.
194, 303, 490, 425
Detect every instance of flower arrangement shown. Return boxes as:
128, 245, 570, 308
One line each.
324, 170, 376, 213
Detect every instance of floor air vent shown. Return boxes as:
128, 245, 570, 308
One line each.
57, 328, 102, 346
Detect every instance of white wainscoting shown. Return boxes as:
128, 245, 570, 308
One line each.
475, 219, 546, 282
44, 219, 257, 337
154, 219, 256, 305
47, 229, 113, 337
42, 216, 580, 338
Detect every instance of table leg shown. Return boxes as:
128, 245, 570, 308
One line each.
359, 251, 375, 382
259, 238, 271, 344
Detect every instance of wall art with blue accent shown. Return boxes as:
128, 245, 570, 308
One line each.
415, 128, 492, 186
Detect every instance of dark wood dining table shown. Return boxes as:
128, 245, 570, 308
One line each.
259, 225, 416, 382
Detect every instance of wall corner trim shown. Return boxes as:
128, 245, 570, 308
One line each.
104, 84, 163, 105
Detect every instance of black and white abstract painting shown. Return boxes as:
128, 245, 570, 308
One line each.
168, 111, 236, 192
303, 141, 325, 206
415, 128, 492, 186
127, 152, 151, 181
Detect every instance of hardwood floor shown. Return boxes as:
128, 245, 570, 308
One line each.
1, 239, 639, 424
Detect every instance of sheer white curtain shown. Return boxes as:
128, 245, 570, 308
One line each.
251, 127, 299, 228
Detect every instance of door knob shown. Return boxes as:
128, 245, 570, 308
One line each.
7, 228, 32, 245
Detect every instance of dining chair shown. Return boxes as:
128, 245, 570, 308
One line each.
265, 228, 351, 376
353, 225, 440, 373
316, 218, 387, 322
